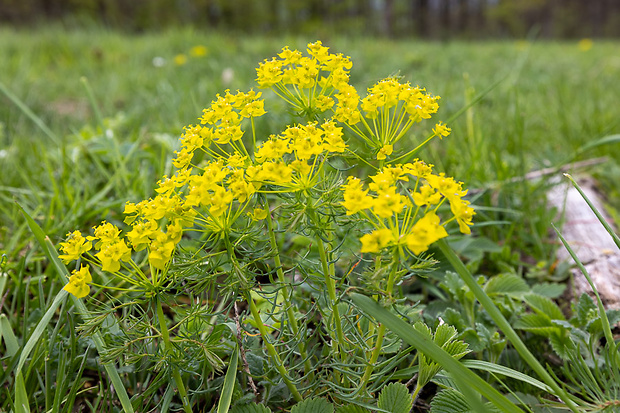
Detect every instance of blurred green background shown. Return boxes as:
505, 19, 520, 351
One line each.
2, 0, 620, 39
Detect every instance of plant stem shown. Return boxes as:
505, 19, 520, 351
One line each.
155, 295, 193, 413
360, 322, 386, 390
307, 208, 346, 360
246, 291, 303, 402
437, 239, 580, 413
264, 205, 314, 380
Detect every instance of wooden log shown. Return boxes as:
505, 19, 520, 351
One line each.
547, 175, 620, 310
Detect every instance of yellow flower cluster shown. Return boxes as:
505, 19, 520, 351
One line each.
256, 41, 352, 117
336, 78, 442, 159
341, 160, 474, 255
59, 41, 473, 299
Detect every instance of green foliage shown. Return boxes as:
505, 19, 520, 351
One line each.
2, 27, 620, 413
377, 383, 412, 413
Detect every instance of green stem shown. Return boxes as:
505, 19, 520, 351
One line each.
360, 323, 386, 390
437, 239, 580, 413
265, 205, 314, 380
155, 296, 193, 413
307, 208, 346, 360
246, 292, 303, 401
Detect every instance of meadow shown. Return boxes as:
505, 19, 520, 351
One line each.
1, 26, 620, 412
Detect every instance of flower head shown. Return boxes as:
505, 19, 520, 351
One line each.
63, 265, 92, 298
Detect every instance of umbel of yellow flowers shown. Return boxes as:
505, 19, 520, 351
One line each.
58, 40, 474, 298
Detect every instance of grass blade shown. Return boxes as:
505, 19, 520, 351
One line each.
15, 371, 30, 413
217, 345, 240, 413
436, 239, 581, 412
17, 202, 136, 413
0, 81, 59, 145
350, 292, 523, 413
552, 223, 615, 350
564, 173, 620, 251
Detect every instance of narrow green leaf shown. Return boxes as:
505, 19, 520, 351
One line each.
377, 382, 412, 413
436, 239, 580, 413
217, 345, 239, 413
0, 81, 59, 145
18, 203, 135, 413
0, 314, 19, 357
335, 405, 370, 413
577, 134, 620, 154
15, 371, 31, 413
553, 221, 616, 354
350, 293, 523, 413
461, 360, 553, 393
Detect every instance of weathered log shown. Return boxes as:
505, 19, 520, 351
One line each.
547, 175, 620, 310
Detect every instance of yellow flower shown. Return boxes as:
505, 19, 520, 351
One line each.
450, 198, 475, 234
433, 122, 451, 139
148, 232, 176, 270
578, 38, 593, 52
248, 207, 269, 221
377, 144, 393, 160
89, 221, 121, 249
189, 45, 208, 57
58, 230, 92, 263
341, 177, 371, 215
360, 228, 395, 253
63, 265, 92, 298
126, 220, 158, 251
406, 212, 448, 255
96, 240, 132, 273
372, 187, 406, 219
174, 54, 188, 66
412, 185, 442, 207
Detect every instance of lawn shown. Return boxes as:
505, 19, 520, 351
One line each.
1, 26, 620, 412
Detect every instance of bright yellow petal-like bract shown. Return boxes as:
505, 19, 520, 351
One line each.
63, 265, 92, 299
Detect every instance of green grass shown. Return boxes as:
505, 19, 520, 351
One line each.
1, 25, 620, 412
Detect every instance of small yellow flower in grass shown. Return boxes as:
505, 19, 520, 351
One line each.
63, 265, 92, 298
189, 45, 208, 57
433, 122, 451, 139
406, 212, 448, 255
360, 228, 395, 253
377, 144, 393, 160
174, 54, 188, 66
578, 38, 593, 52
59, 230, 92, 263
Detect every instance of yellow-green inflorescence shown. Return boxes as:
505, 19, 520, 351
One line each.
59, 39, 474, 299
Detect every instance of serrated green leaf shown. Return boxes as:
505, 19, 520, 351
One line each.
434, 324, 459, 347
523, 294, 565, 321
484, 274, 529, 298
290, 398, 334, 413
335, 405, 371, 413
430, 389, 470, 413
377, 383, 412, 413
531, 282, 566, 298
230, 403, 272, 413
574, 293, 597, 327
514, 314, 559, 336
